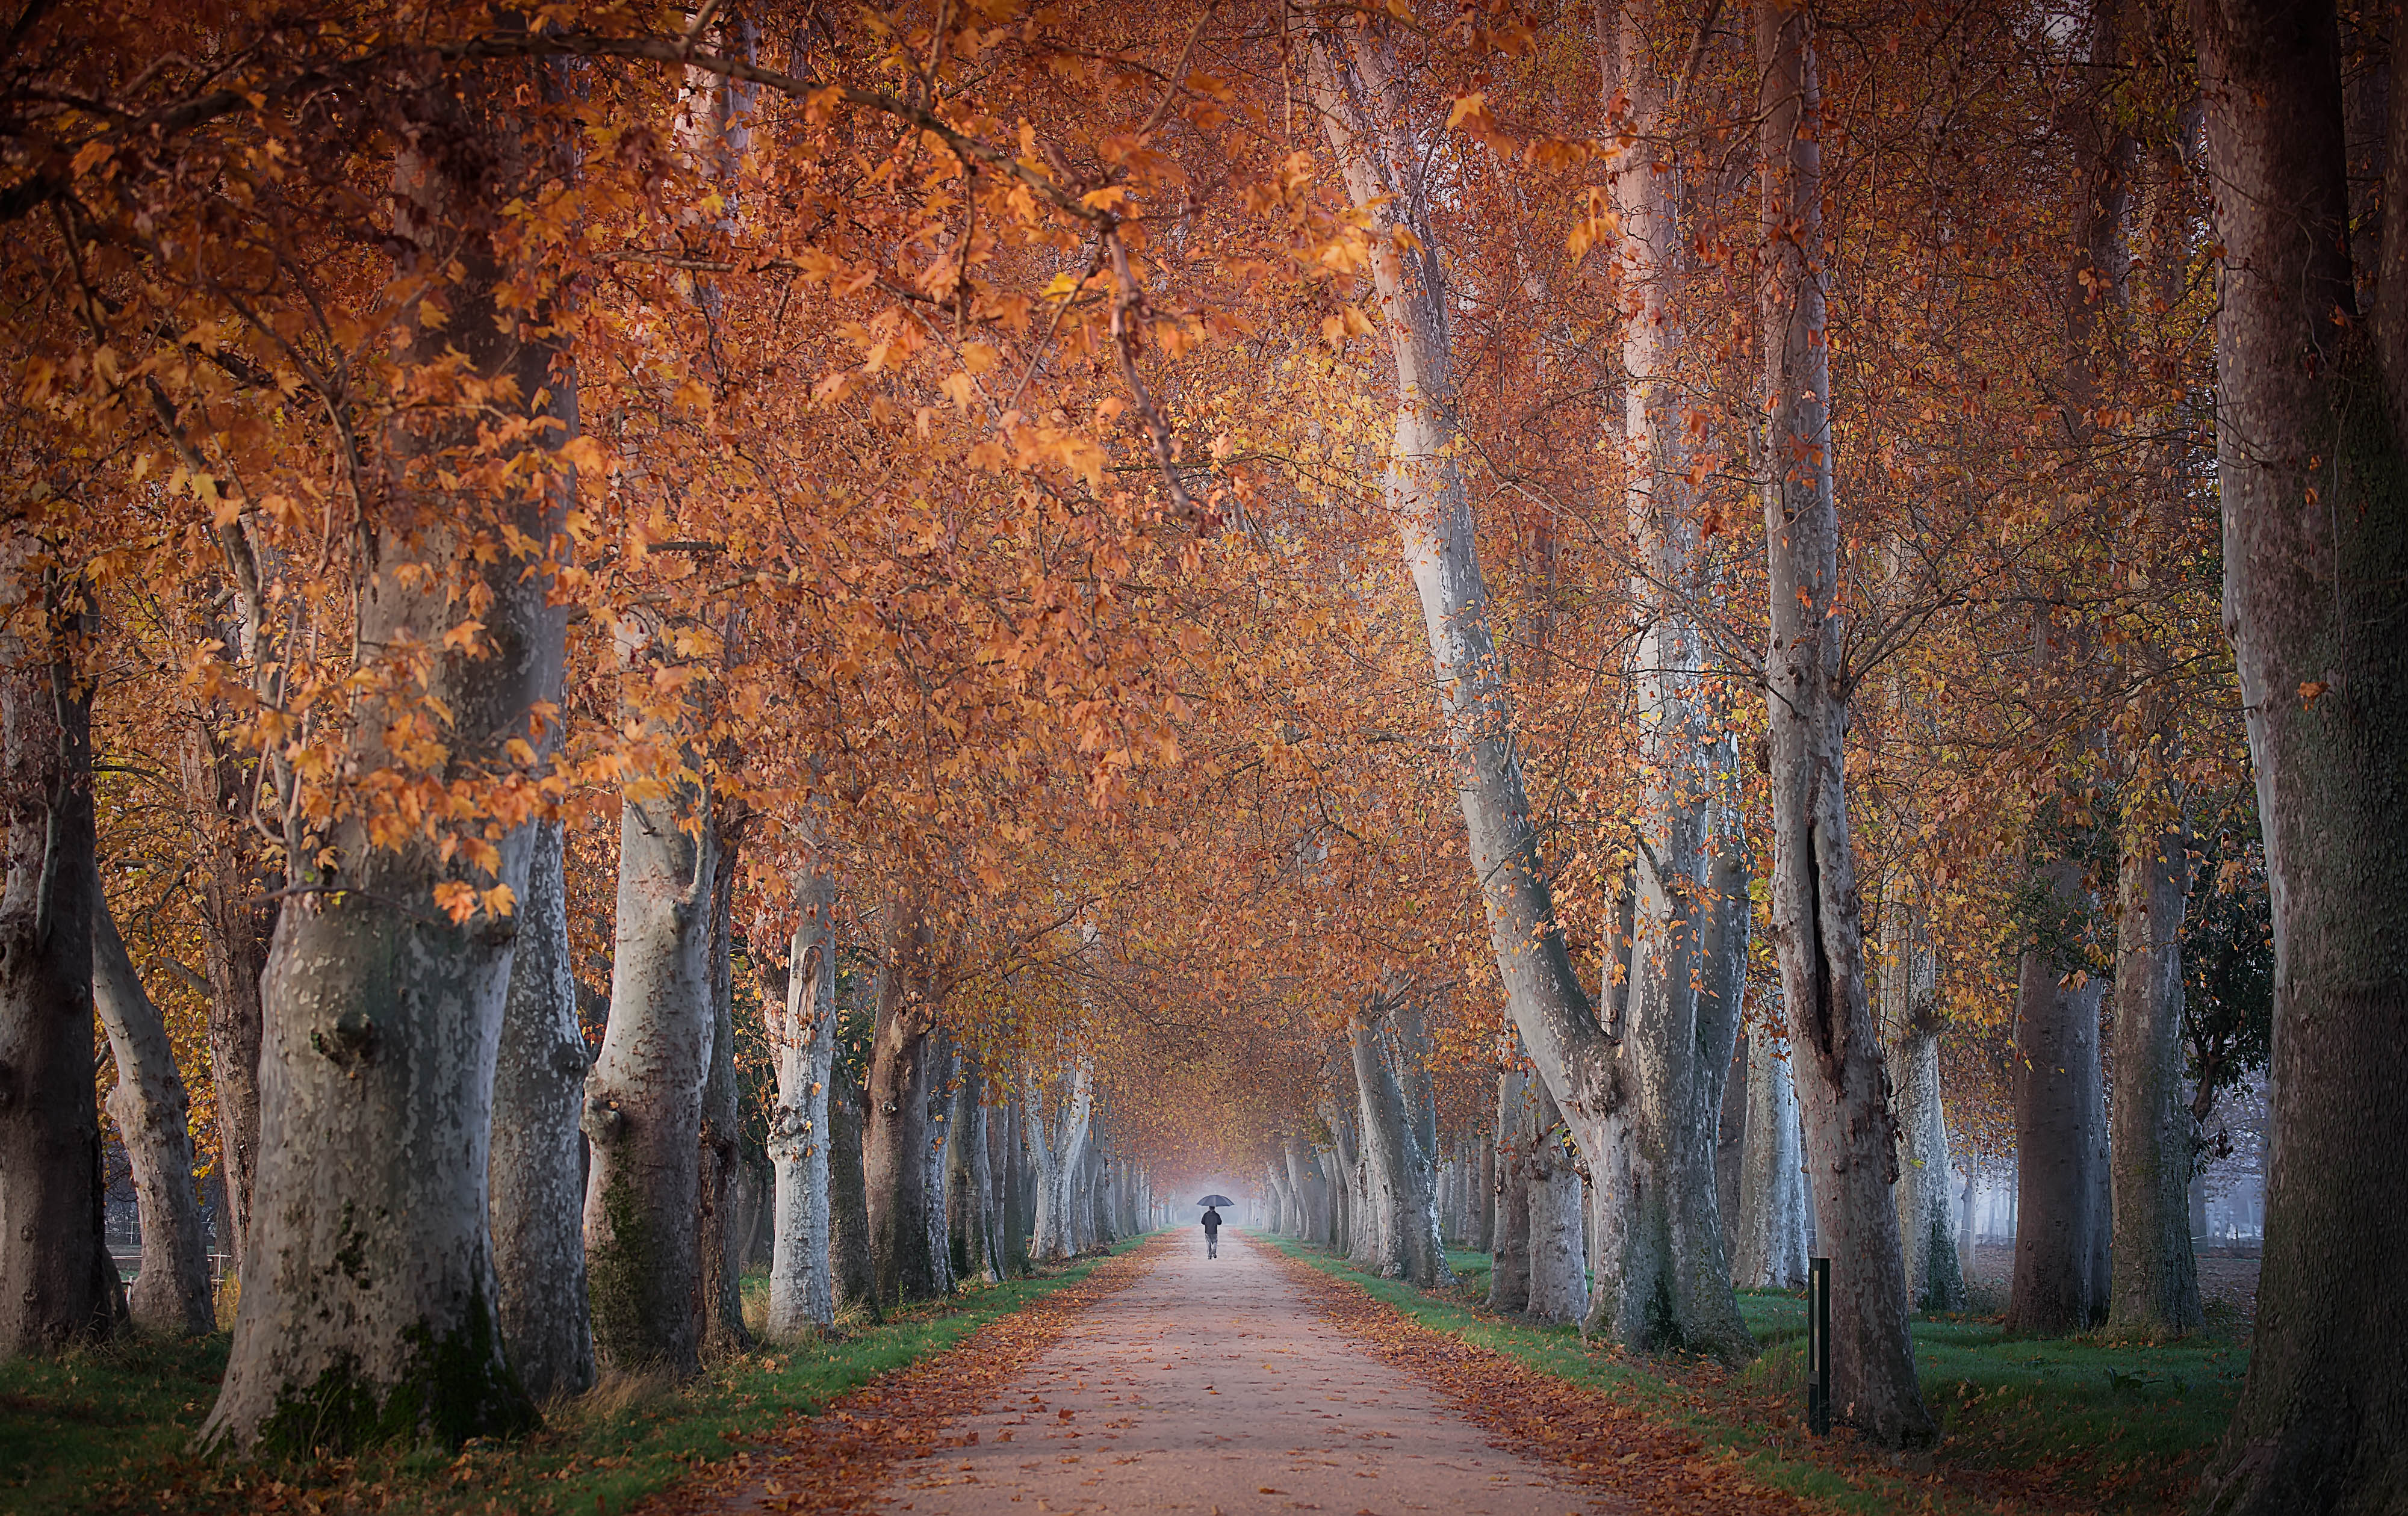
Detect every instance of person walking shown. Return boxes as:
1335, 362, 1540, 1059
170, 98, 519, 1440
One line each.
1200, 1206, 1222, 1258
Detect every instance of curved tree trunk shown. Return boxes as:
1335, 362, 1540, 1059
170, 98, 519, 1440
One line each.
1, 643, 117, 1358
766, 864, 837, 1334
1754, 0, 1934, 1445
489, 821, 594, 1399
1346, 999, 1451, 1286
1026, 1060, 1091, 1264
199, 63, 568, 1448
92, 888, 212, 1335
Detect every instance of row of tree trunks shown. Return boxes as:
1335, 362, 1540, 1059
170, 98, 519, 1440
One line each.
1344, 996, 1451, 1286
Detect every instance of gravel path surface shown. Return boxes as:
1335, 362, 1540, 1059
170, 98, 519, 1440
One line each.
870, 1229, 1599, 1516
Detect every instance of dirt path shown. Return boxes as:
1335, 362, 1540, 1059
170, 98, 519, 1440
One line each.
863, 1229, 1599, 1516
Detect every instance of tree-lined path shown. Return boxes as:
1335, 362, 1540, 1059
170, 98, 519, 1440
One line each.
851, 1231, 1597, 1516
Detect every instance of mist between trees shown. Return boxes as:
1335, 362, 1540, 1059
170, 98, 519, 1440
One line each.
0, 2, 2398, 1514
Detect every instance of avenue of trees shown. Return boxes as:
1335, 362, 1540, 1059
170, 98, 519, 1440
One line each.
0, 1, 2398, 1512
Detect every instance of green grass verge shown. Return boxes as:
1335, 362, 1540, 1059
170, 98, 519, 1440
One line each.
1268, 1237, 2245, 1515
0, 1233, 1157, 1516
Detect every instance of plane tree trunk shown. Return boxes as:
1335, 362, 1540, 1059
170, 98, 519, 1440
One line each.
92, 887, 212, 1335
2189, 3, 2408, 1505
198, 61, 569, 1449
2106, 814, 2202, 1338
696, 800, 750, 1354
1754, 0, 1935, 1445
1, 638, 117, 1358
766, 863, 837, 1334
2006, 861, 2111, 1335
583, 622, 716, 1375
489, 821, 594, 1398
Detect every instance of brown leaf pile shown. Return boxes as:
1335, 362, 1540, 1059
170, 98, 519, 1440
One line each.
653, 1240, 1165, 1516
1264, 1250, 1812, 1515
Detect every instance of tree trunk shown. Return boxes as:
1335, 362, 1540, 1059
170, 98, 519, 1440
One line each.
920, 1032, 957, 1296
179, 722, 268, 1280
999, 1094, 1029, 1275
199, 66, 566, 1449
2107, 818, 2202, 1338
695, 802, 750, 1355
1488, 1069, 1533, 1311
489, 821, 594, 1399
947, 1062, 999, 1283
92, 886, 211, 1335
583, 636, 716, 1374
1, 643, 117, 1358
1524, 1078, 1589, 1326
2006, 861, 2111, 1335
1346, 999, 1451, 1287
1880, 903, 1966, 1313
864, 905, 943, 1303
767, 864, 837, 1334
1731, 1016, 1811, 1289
827, 1054, 879, 1319
2189, 8, 2408, 1502
1754, 0, 1934, 1446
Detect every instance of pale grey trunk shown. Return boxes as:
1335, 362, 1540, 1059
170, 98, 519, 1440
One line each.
1346, 1003, 1451, 1286
181, 722, 268, 1278
199, 66, 566, 1447
999, 1095, 1029, 1274
582, 678, 715, 1372
2106, 818, 2202, 1337
1488, 1069, 1533, 1311
918, 1032, 957, 1297
765, 865, 836, 1335
1026, 1062, 1091, 1264
1731, 1017, 1810, 1288
489, 821, 594, 1397
1879, 903, 1964, 1311
1523, 1078, 1588, 1326
1754, 0, 1934, 1444
1283, 1137, 1321, 1243
2006, 861, 2111, 1334
92, 889, 212, 1335
945, 1060, 999, 1284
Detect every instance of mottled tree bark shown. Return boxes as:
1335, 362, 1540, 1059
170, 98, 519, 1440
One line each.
1488, 1069, 1533, 1312
1, 642, 117, 1358
489, 822, 594, 1399
864, 903, 945, 1304
2189, 3, 2408, 1505
1026, 1060, 1091, 1264
766, 866, 837, 1334
92, 888, 211, 1335
199, 62, 567, 1449
1731, 1018, 1811, 1289
1754, 0, 1934, 1444
1345, 999, 1451, 1287
1523, 1078, 1588, 1326
583, 634, 716, 1374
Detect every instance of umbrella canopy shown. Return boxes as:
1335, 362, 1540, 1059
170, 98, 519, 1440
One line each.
1194, 1195, 1235, 1208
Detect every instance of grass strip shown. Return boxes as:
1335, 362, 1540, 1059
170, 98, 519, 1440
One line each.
1262, 1234, 2245, 1515
0, 1232, 1159, 1516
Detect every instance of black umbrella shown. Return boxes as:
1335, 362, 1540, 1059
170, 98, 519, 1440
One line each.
1194, 1195, 1235, 1207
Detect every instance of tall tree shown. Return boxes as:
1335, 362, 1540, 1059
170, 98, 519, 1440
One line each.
0, 601, 118, 1357
2190, 0, 2408, 1506
196, 54, 573, 1449
1754, 0, 1935, 1445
